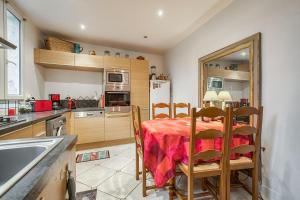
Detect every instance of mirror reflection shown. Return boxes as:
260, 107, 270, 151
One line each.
203, 48, 251, 121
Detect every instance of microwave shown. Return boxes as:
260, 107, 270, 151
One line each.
207, 77, 223, 90
105, 69, 129, 86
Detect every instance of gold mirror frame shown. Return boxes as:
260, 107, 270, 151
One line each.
199, 33, 261, 108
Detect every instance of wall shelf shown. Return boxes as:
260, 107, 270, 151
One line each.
34, 49, 132, 71
207, 68, 250, 81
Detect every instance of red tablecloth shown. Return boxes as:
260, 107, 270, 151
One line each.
141, 118, 250, 187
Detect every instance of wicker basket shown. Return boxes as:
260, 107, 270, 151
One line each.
45, 37, 74, 52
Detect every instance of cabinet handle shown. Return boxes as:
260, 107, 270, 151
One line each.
106, 114, 130, 118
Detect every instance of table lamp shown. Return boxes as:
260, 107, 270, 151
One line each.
218, 91, 232, 110
203, 91, 218, 107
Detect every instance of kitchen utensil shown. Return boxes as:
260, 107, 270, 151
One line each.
74, 43, 83, 53
89, 50, 96, 55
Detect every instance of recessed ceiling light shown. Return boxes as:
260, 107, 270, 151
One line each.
144, 36, 148, 39
157, 9, 164, 17
80, 24, 86, 30
241, 52, 247, 56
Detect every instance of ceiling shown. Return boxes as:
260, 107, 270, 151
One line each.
12, 0, 232, 54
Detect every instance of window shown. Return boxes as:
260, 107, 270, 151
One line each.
5, 6, 22, 97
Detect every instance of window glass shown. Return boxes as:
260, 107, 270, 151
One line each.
6, 10, 21, 96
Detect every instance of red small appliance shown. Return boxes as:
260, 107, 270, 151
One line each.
34, 100, 53, 112
49, 94, 61, 110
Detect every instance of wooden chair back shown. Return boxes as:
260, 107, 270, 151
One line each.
232, 106, 263, 162
173, 103, 191, 118
152, 103, 172, 119
132, 105, 144, 153
188, 107, 232, 173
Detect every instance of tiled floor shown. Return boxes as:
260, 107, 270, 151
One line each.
76, 143, 252, 200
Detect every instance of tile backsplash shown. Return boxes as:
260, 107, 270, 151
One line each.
0, 100, 20, 116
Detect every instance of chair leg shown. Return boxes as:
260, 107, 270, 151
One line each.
187, 175, 194, 200
168, 177, 175, 200
219, 173, 227, 200
226, 171, 231, 200
135, 150, 140, 180
142, 162, 147, 197
252, 167, 259, 200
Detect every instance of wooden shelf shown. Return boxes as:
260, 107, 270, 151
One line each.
34, 49, 133, 72
207, 68, 250, 81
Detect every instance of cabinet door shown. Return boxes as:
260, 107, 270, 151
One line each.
36, 147, 75, 200
63, 112, 74, 134
0, 126, 32, 140
131, 59, 149, 109
32, 121, 46, 137
103, 56, 130, 69
75, 54, 103, 68
75, 117, 105, 144
105, 113, 131, 140
35, 49, 75, 66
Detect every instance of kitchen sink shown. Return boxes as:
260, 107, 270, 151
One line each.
0, 137, 63, 196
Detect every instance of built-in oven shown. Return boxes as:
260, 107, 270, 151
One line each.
105, 91, 130, 113
105, 69, 130, 91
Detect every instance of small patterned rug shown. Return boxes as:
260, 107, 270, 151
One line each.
76, 150, 110, 163
76, 189, 97, 200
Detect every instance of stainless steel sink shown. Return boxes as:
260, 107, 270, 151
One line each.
0, 137, 63, 196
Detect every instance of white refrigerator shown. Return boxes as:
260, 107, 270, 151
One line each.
150, 80, 171, 119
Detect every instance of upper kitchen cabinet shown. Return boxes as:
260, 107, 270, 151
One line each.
34, 49, 75, 67
103, 56, 130, 69
74, 54, 103, 69
34, 49, 103, 71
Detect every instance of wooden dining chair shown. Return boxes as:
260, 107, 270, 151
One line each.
169, 107, 233, 200
132, 105, 156, 197
152, 103, 172, 119
173, 103, 191, 118
227, 106, 263, 200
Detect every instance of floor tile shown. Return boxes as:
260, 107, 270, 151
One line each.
230, 188, 252, 200
121, 159, 141, 176
100, 156, 132, 171
76, 181, 91, 192
76, 162, 94, 176
118, 146, 136, 159
98, 172, 140, 199
77, 165, 116, 188
96, 190, 120, 200
126, 181, 169, 200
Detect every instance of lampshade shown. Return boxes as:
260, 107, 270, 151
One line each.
203, 91, 218, 101
218, 91, 232, 101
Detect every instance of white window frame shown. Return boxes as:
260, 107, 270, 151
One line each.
3, 2, 24, 99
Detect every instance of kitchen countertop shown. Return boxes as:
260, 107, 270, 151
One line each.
0, 109, 69, 136
0, 107, 104, 136
1, 135, 77, 200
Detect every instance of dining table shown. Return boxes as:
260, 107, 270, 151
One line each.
141, 117, 251, 188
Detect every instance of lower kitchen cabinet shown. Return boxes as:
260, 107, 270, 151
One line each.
75, 116, 105, 144
32, 121, 46, 137
0, 125, 33, 140
36, 147, 75, 200
105, 113, 131, 140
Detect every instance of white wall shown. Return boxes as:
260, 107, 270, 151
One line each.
43, 41, 165, 99
44, 68, 102, 99
23, 19, 45, 99
165, 0, 300, 199
79, 42, 165, 75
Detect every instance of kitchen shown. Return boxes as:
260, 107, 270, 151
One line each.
0, 0, 299, 200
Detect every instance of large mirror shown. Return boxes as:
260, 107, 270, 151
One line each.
199, 33, 261, 115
